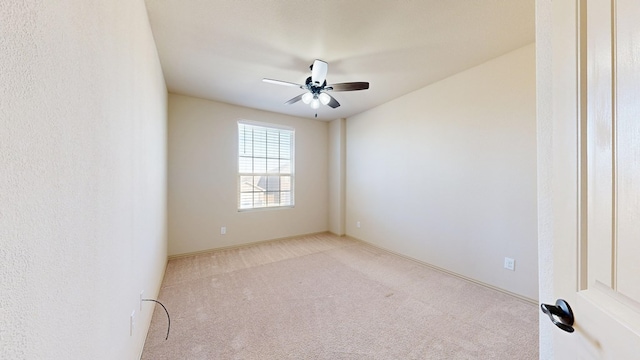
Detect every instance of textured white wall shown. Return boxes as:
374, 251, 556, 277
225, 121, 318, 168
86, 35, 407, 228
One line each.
0, 1, 167, 359
536, 0, 553, 357
328, 118, 346, 236
167, 95, 329, 256
345, 44, 538, 300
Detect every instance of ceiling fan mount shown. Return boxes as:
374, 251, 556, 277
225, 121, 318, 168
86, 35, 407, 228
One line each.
263, 59, 370, 114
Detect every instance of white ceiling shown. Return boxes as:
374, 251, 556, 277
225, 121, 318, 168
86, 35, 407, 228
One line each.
145, 0, 535, 121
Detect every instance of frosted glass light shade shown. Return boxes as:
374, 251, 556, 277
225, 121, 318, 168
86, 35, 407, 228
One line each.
310, 97, 320, 109
302, 92, 313, 104
319, 92, 330, 105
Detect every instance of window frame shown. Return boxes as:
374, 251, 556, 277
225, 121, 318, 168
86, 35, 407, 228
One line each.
237, 120, 295, 211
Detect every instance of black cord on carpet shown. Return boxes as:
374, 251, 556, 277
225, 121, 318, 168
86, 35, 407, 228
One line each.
142, 299, 170, 340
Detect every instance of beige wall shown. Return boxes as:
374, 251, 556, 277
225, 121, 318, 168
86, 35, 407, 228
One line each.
167, 95, 329, 256
536, 0, 553, 357
345, 44, 538, 300
328, 118, 346, 236
1, 1, 167, 359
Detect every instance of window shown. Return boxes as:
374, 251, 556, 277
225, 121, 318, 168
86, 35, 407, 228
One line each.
238, 121, 294, 210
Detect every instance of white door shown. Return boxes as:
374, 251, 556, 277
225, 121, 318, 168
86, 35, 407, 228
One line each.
545, 0, 640, 358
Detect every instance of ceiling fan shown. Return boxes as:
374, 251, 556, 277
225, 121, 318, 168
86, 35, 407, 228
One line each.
263, 59, 369, 115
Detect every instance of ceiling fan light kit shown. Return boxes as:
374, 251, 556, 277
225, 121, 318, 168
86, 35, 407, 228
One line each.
301, 92, 313, 104
319, 93, 331, 105
263, 59, 370, 115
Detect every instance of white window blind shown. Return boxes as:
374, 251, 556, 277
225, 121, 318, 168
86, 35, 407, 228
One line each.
238, 121, 294, 210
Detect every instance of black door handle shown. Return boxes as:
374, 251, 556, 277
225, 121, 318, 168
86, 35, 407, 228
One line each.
540, 299, 575, 333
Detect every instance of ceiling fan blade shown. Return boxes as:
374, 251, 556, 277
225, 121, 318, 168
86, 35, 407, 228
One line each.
326, 93, 340, 108
263, 78, 304, 89
327, 82, 370, 91
311, 59, 328, 86
285, 93, 305, 105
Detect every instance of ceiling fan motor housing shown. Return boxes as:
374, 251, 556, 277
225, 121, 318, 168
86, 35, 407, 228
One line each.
305, 76, 327, 95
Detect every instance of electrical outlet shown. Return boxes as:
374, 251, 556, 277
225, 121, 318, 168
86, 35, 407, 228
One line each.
356, 221, 361, 228
221, 226, 226, 235
130, 310, 136, 336
504, 257, 515, 271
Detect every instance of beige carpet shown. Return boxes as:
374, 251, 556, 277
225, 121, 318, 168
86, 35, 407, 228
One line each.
141, 233, 538, 359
